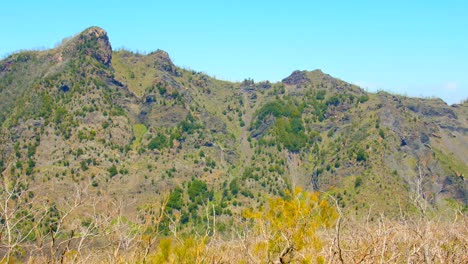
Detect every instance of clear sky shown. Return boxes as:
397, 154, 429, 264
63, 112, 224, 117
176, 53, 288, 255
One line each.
1, 0, 467, 104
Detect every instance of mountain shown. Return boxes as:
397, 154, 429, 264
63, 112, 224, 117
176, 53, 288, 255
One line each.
0, 27, 467, 261
1, 26, 466, 213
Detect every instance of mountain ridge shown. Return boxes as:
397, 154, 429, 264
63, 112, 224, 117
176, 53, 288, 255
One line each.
0, 26, 466, 222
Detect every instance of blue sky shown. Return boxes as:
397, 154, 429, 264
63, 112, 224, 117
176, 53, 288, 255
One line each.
1, 1, 467, 104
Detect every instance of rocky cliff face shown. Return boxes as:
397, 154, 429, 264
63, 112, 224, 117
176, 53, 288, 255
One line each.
62, 26, 112, 66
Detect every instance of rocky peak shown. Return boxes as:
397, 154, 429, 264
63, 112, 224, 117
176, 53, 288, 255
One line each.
151, 49, 179, 76
282, 70, 310, 85
152, 49, 171, 61
62, 26, 112, 66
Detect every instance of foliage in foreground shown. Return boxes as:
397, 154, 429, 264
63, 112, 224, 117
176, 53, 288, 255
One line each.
0, 184, 466, 263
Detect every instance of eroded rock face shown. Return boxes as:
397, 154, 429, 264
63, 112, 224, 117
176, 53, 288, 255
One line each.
85, 27, 112, 65
0, 59, 14, 74
251, 114, 276, 139
152, 50, 180, 76
282, 70, 310, 85
63, 26, 113, 66
407, 102, 457, 119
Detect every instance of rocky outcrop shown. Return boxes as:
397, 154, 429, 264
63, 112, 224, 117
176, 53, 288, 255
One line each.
251, 114, 276, 139
152, 50, 180, 76
63, 26, 113, 66
282, 70, 310, 85
407, 102, 457, 119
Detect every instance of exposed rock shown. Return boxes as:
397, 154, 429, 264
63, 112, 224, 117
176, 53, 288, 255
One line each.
0, 59, 14, 73
251, 114, 275, 139
256, 81, 272, 90
158, 75, 182, 92
420, 132, 430, 144
282, 70, 310, 85
63, 26, 112, 66
152, 50, 180, 76
439, 124, 468, 134
105, 77, 124, 87
407, 102, 457, 119
241, 85, 255, 93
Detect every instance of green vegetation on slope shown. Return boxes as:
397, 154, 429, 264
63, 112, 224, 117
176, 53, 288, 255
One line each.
0, 26, 466, 263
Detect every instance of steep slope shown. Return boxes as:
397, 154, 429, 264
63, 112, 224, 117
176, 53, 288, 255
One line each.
0, 26, 466, 233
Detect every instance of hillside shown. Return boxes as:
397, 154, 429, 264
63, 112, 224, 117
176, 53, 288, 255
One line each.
0, 27, 466, 262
